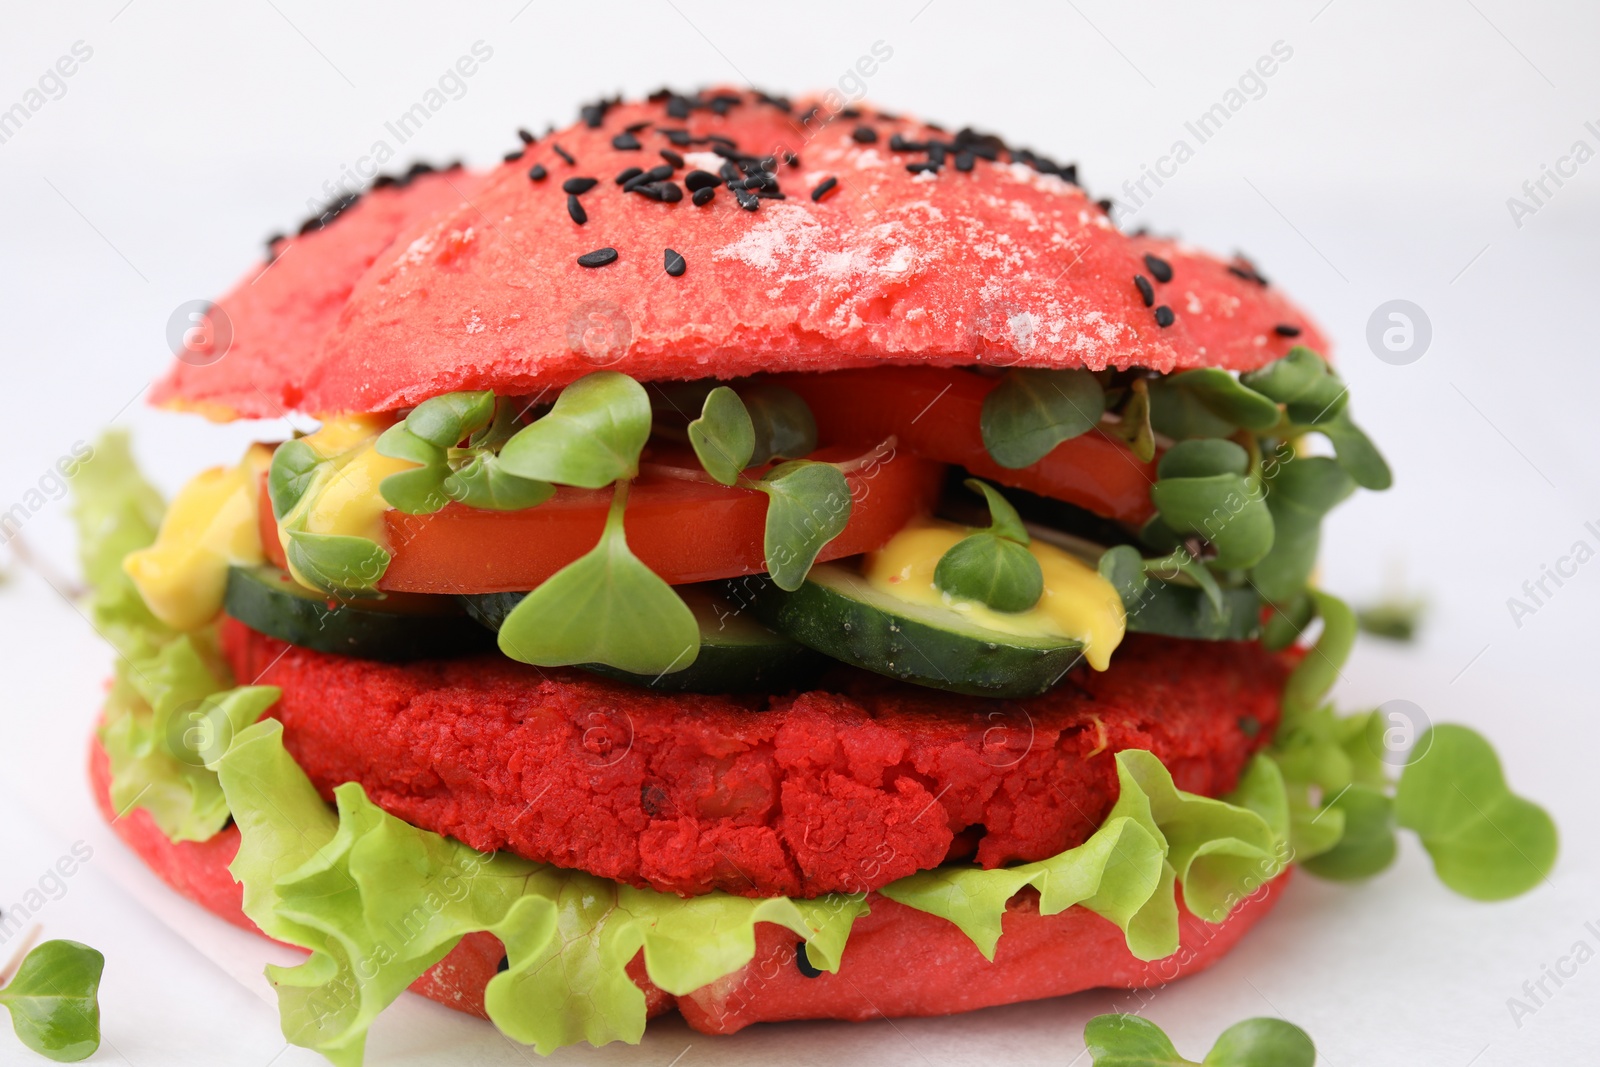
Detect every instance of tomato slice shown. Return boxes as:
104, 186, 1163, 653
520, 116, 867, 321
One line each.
260, 445, 943, 595
775, 367, 1157, 526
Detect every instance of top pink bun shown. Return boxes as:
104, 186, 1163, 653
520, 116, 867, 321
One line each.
152, 89, 1326, 420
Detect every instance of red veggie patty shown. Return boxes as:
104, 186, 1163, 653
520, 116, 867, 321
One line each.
224, 619, 1287, 899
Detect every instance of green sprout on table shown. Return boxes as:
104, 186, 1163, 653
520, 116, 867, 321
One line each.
0, 938, 104, 1062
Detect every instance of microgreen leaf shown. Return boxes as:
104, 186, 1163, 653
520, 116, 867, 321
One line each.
378, 465, 452, 514
935, 535, 1044, 612
498, 371, 651, 488
1250, 457, 1355, 605
1298, 783, 1397, 881
1149, 473, 1274, 569
0, 940, 103, 1062
1098, 544, 1148, 603
1157, 439, 1249, 480
1084, 1013, 1193, 1065
1163, 369, 1281, 431
1106, 377, 1156, 462
1202, 1018, 1317, 1067
1240, 347, 1347, 425
376, 424, 451, 515
1144, 547, 1225, 613
469, 396, 529, 450
1395, 725, 1558, 900
497, 480, 699, 674
284, 531, 391, 597
980, 368, 1106, 468
374, 423, 445, 466
1083, 1013, 1316, 1067
444, 453, 555, 511
1147, 376, 1237, 439
1282, 591, 1356, 721
757, 460, 852, 590
267, 438, 323, 521
743, 385, 819, 466
404, 390, 496, 448
688, 386, 756, 485
1262, 589, 1315, 652
965, 478, 1029, 543
935, 481, 1044, 613
1318, 409, 1393, 491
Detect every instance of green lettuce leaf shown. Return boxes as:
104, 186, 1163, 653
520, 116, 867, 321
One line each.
71, 432, 271, 841
879, 751, 1290, 962
212, 719, 865, 1064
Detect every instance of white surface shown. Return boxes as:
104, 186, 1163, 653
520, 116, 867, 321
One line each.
2, 1, 1597, 1063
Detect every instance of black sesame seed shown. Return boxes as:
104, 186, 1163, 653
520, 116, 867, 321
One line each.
692, 186, 716, 206
742, 175, 766, 191
661, 128, 692, 147
624, 164, 675, 192
888, 133, 927, 152
1273, 323, 1302, 338
527, 164, 548, 182
906, 161, 939, 174
733, 188, 761, 211
795, 942, 823, 979
634, 181, 683, 203
1133, 274, 1155, 307
562, 176, 599, 195
1143, 253, 1174, 283
625, 119, 652, 133
811, 176, 839, 202
954, 151, 975, 172
612, 132, 642, 151
684, 169, 720, 192
503, 149, 525, 163
839, 107, 862, 119
577, 247, 618, 268
552, 143, 575, 165
1154, 305, 1176, 328
927, 143, 947, 166
660, 148, 685, 169
851, 125, 878, 144
664, 248, 686, 277
517, 128, 536, 145
567, 194, 587, 225
666, 96, 690, 119
615, 166, 643, 185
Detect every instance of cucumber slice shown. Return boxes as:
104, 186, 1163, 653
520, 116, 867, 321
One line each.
460, 584, 824, 693
224, 565, 492, 662
741, 563, 1086, 698
1124, 582, 1262, 641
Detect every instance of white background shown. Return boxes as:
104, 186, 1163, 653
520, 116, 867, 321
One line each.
2, 1, 1598, 1064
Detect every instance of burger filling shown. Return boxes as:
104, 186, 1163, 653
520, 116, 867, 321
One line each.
79, 353, 1551, 1059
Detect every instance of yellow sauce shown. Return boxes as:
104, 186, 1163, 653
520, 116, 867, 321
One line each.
864, 520, 1126, 670
124, 413, 407, 628
122, 444, 272, 630
273, 414, 405, 588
